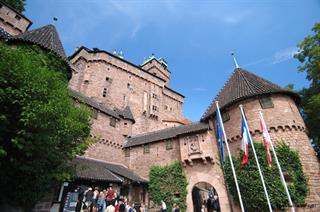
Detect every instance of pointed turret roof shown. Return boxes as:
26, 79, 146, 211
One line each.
201, 68, 300, 120
9, 24, 66, 59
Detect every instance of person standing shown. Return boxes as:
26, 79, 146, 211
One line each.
160, 200, 167, 212
106, 203, 116, 212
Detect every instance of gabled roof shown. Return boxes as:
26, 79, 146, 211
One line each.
124, 122, 208, 148
69, 88, 135, 123
73, 157, 147, 183
9, 24, 66, 59
202, 68, 300, 120
115, 106, 135, 123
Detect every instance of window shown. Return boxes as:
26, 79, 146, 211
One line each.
15, 15, 21, 21
124, 122, 127, 126
124, 149, 130, 157
110, 117, 116, 127
152, 93, 158, 99
166, 140, 173, 150
152, 105, 158, 111
144, 144, 150, 153
103, 88, 107, 97
105, 77, 112, 83
164, 105, 168, 110
222, 111, 230, 122
91, 108, 98, 119
259, 96, 274, 109
143, 91, 148, 112
127, 83, 133, 90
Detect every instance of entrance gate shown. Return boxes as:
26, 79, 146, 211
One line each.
191, 182, 220, 212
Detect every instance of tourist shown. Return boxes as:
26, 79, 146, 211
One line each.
140, 203, 146, 212
92, 187, 99, 211
174, 204, 180, 212
106, 203, 116, 212
201, 204, 206, 212
97, 191, 106, 212
118, 199, 126, 212
84, 187, 94, 211
106, 186, 115, 206
160, 200, 167, 212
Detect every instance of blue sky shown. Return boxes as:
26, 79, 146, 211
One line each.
25, 0, 320, 121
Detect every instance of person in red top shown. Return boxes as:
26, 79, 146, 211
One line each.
106, 186, 114, 206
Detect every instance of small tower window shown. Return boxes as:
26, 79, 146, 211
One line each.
259, 96, 274, 109
222, 111, 230, 123
152, 105, 158, 111
15, 15, 21, 21
144, 144, 150, 153
110, 117, 116, 127
106, 77, 112, 83
103, 88, 107, 97
124, 149, 130, 157
166, 140, 173, 150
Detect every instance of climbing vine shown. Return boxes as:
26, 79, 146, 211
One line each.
149, 161, 188, 212
224, 142, 307, 211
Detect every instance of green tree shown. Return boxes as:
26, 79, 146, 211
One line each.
224, 143, 307, 212
0, 42, 91, 210
294, 22, 320, 156
2, 0, 25, 13
149, 161, 188, 212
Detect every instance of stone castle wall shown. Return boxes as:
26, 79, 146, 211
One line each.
0, 3, 31, 35
218, 94, 320, 211
69, 49, 184, 135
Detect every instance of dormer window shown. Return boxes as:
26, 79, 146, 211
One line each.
259, 96, 274, 109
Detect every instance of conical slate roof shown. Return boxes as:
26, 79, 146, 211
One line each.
9, 24, 66, 59
202, 68, 300, 120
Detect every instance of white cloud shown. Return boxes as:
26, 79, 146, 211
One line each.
192, 87, 207, 92
272, 47, 298, 64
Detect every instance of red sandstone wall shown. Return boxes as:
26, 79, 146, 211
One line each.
69, 49, 185, 135
126, 138, 181, 179
0, 3, 31, 35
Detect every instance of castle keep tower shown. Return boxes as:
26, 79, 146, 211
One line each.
202, 68, 320, 211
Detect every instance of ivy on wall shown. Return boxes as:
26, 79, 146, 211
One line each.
149, 161, 188, 212
224, 142, 307, 212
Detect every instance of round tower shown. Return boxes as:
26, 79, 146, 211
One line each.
203, 68, 320, 211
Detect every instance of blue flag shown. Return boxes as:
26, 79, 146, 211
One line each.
216, 112, 225, 161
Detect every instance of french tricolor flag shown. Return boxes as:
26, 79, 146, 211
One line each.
241, 115, 251, 167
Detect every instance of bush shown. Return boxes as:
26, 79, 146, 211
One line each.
224, 142, 307, 211
149, 161, 188, 212
0, 42, 91, 209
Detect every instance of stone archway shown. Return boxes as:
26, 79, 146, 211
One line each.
192, 182, 220, 212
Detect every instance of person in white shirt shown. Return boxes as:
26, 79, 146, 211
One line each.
106, 203, 115, 212
161, 200, 167, 212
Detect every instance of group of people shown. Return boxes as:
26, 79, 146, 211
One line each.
74, 186, 146, 212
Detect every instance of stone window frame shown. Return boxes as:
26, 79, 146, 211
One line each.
103, 88, 108, 97
152, 105, 158, 111
259, 96, 274, 109
15, 15, 21, 21
110, 117, 116, 127
165, 139, 173, 150
144, 144, 150, 154
124, 148, 130, 157
222, 111, 230, 123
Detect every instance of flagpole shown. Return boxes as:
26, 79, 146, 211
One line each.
215, 101, 245, 212
259, 111, 295, 212
240, 105, 273, 212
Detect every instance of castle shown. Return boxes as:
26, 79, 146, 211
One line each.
1, 1, 319, 211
